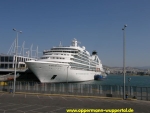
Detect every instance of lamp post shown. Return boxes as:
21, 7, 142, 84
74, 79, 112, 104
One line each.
122, 25, 127, 99
13, 28, 22, 93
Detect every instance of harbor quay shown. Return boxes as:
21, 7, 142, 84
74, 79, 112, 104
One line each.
0, 81, 150, 113
1, 81, 150, 101
0, 92, 150, 113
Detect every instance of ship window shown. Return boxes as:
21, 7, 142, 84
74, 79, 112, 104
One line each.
51, 75, 57, 80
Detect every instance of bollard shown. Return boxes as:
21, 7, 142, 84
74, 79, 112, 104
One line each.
9, 88, 13, 93
125, 94, 128, 99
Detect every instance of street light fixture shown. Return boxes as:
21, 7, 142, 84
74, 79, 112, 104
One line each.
122, 25, 127, 99
13, 28, 22, 93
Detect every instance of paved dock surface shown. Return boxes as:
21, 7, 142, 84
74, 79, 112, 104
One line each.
0, 93, 150, 113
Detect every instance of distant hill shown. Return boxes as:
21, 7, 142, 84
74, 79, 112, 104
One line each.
135, 66, 150, 70
103, 65, 150, 70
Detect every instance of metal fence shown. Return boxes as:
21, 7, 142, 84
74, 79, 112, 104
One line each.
0, 81, 150, 101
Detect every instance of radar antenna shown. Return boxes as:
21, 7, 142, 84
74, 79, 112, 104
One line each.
59, 41, 62, 47
72, 38, 81, 47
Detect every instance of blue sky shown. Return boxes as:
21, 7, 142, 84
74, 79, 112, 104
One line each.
0, 0, 150, 67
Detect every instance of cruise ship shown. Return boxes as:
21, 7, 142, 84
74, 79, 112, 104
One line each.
25, 39, 107, 83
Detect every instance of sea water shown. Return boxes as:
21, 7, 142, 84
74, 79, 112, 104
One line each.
75, 74, 150, 87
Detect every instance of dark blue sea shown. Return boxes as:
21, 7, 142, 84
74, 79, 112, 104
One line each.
76, 74, 150, 87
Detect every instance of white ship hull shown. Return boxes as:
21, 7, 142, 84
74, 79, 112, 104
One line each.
26, 61, 101, 83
